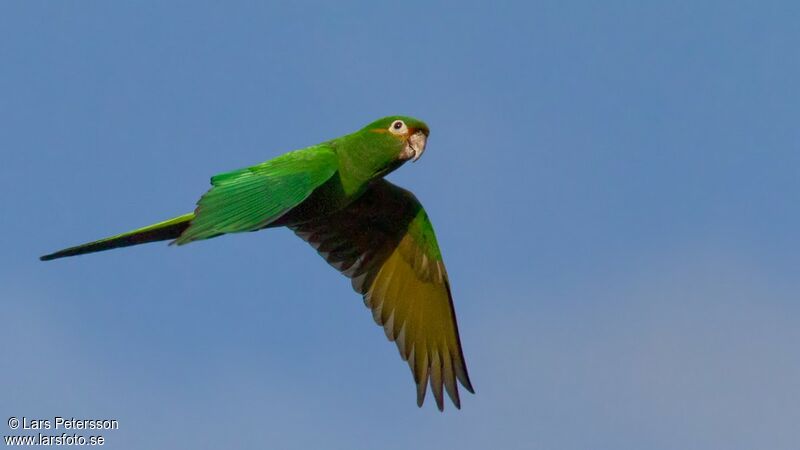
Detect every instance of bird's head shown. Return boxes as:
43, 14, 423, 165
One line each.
363, 115, 430, 163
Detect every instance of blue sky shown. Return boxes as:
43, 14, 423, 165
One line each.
2, 1, 799, 449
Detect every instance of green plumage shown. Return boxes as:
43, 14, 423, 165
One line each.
41, 116, 473, 411
39, 213, 194, 261
175, 146, 338, 244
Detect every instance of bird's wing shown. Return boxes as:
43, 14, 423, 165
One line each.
176, 145, 338, 244
291, 179, 474, 410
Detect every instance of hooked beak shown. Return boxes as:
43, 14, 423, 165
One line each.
406, 130, 428, 162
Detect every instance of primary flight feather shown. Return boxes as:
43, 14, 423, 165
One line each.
41, 116, 474, 410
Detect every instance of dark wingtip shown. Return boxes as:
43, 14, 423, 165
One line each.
458, 367, 476, 394
40, 253, 57, 261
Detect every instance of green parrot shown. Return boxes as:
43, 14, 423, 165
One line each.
41, 116, 473, 410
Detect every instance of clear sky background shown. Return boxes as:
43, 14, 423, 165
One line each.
2, 2, 799, 449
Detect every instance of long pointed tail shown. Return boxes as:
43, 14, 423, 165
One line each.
40, 213, 195, 261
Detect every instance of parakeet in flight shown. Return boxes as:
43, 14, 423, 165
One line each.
41, 116, 474, 410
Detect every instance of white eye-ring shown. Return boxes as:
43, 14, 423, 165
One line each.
388, 120, 407, 135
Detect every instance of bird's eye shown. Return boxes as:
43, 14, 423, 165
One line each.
389, 120, 407, 135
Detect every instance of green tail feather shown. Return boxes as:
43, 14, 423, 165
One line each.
40, 213, 195, 261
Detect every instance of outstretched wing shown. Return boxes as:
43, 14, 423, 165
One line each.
291, 179, 474, 410
176, 145, 338, 244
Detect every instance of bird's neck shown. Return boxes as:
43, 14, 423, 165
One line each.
332, 136, 404, 199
